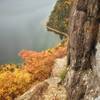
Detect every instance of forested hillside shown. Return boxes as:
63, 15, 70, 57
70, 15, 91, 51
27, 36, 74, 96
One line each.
47, 0, 72, 33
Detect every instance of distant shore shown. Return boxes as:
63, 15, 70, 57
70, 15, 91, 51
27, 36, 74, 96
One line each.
47, 26, 68, 37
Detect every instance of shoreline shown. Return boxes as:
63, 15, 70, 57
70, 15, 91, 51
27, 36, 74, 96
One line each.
47, 26, 68, 37
41, 17, 68, 37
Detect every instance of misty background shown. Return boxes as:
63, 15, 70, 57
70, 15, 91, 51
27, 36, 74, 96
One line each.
0, 0, 60, 64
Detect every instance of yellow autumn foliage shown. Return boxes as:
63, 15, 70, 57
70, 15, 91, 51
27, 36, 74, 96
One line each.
0, 67, 32, 100
0, 40, 67, 100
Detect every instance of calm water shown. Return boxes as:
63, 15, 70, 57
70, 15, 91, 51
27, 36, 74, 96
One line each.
0, 0, 60, 64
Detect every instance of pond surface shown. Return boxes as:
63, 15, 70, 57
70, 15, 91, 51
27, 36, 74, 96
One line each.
0, 0, 60, 64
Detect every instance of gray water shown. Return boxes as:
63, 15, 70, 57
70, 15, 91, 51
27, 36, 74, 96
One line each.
0, 0, 60, 64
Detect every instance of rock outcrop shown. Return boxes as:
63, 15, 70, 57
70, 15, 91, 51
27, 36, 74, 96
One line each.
15, 77, 67, 100
63, 42, 100, 100
64, 68, 100, 100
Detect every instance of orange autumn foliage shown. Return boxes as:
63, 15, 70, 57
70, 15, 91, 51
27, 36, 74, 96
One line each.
19, 50, 54, 80
19, 41, 67, 80
0, 40, 67, 100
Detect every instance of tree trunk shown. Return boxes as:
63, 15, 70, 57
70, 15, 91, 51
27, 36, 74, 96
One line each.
64, 0, 100, 100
